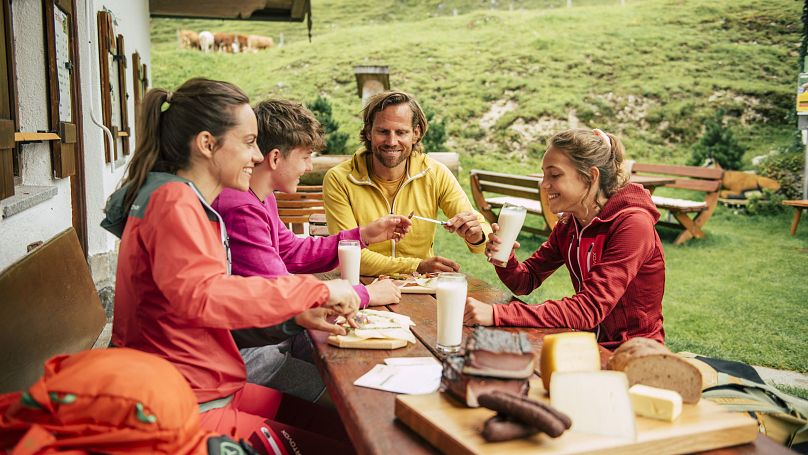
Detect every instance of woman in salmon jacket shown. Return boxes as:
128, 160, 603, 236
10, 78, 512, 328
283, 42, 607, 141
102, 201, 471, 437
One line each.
463, 129, 665, 349
101, 78, 389, 454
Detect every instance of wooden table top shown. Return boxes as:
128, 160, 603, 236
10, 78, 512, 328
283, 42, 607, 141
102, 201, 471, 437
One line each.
309, 274, 791, 455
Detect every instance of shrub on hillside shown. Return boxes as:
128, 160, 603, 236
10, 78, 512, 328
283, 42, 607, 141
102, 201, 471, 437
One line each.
422, 105, 448, 153
757, 151, 805, 200
307, 95, 349, 155
688, 109, 745, 170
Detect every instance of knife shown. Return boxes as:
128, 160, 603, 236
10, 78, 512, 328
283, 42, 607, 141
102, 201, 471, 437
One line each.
407, 211, 448, 226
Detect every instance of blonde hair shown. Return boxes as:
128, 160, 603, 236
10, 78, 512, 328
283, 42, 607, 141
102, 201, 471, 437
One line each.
546, 128, 628, 211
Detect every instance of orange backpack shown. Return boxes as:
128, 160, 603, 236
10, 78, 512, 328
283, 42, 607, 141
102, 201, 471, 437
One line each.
0, 348, 254, 454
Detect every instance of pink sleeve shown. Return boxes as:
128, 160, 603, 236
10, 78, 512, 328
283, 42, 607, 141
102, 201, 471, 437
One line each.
280, 225, 363, 274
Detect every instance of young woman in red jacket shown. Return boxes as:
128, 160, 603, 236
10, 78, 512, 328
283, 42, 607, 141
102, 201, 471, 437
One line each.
102, 79, 407, 454
463, 129, 665, 349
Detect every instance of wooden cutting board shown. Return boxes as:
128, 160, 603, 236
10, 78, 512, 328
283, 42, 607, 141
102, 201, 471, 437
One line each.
327, 335, 407, 350
395, 380, 758, 454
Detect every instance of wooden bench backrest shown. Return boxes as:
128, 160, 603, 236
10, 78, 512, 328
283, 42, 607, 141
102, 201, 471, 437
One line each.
275, 186, 325, 232
632, 163, 724, 192
470, 170, 542, 201
0, 228, 106, 393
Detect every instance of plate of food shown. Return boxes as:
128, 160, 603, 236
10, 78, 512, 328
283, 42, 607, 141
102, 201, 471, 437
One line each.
376, 272, 439, 294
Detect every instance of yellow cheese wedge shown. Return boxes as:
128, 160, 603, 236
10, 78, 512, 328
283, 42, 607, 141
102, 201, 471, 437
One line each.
550, 371, 637, 440
540, 332, 600, 390
628, 384, 683, 422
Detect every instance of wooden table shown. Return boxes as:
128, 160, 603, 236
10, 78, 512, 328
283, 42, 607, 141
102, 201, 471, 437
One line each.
783, 200, 808, 236
309, 274, 790, 455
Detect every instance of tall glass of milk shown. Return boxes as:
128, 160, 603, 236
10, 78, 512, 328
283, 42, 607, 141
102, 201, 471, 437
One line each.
436, 272, 467, 354
338, 240, 361, 285
491, 204, 527, 264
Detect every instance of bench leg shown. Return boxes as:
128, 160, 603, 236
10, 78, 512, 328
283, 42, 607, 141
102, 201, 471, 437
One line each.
672, 211, 704, 245
790, 208, 803, 236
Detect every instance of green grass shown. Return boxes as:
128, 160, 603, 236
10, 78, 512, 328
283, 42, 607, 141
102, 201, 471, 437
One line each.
149, 0, 807, 377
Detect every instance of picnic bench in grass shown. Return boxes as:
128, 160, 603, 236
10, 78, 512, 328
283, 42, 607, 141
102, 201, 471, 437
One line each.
0, 228, 106, 393
470, 170, 557, 236
631, 163, 724, 245
783, 200, 808, 236
275, 185, 328, 237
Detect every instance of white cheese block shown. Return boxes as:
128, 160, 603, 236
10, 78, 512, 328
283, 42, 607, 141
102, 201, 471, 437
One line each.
629, 384, 683, 422
550, 371, 636, 440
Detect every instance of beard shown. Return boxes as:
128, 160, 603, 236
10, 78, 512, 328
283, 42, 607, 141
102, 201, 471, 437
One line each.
372, 145, 412, 169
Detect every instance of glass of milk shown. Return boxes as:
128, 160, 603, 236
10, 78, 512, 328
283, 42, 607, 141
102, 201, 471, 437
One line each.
491, 204, 527, 264
338, 240, 361, 285
436, 272, 467, 354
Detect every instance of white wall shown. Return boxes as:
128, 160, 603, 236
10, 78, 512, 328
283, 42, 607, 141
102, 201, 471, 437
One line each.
79, 0, 150, 260
0, 0, 150, 279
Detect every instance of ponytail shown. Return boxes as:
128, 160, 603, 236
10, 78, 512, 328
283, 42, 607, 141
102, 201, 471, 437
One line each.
120, 89, 170, 215
117, 78, 250, 215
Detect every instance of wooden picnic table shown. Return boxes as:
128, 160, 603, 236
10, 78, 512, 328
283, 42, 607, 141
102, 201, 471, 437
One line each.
309, 273, 790, 455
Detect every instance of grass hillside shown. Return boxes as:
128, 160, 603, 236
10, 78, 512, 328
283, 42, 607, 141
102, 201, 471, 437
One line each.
151, 0, 807, 378
152, 0, 799, 171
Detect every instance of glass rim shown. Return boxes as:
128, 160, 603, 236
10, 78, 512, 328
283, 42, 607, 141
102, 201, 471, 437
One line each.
501, 203, 527, 211
437, 272, 466, 280
338, 239, 360, 246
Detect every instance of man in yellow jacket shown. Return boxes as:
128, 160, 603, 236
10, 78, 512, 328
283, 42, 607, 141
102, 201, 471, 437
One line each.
324, 90, 491, 276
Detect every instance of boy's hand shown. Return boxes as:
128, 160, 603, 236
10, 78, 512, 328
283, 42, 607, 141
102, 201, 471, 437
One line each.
360, 215, 412, 245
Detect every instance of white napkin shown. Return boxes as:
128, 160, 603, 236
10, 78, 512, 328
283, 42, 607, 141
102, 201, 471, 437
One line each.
353, 357, 442, 394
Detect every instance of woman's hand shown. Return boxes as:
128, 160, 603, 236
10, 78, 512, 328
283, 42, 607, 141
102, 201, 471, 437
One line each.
294, 308, 347, 335
366, 278, 401, 306
322, 279, 360, 317
444, 211, 485, 245
360, 215, 412, 245
464, 297, 494, 326
485, 223, 520, 267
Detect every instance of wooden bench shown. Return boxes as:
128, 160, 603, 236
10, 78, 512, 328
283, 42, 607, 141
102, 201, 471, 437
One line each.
470, 170, 557, 236
783, 200, 808, 236
631, 163, 724, 245
0, 228, 106, 393
275, 185, 328, 237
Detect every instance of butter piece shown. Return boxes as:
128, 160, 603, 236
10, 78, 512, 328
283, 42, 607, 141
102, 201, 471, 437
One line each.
540, 332, 601, 390
628, 384, 683, 422
550, 371, 636, 440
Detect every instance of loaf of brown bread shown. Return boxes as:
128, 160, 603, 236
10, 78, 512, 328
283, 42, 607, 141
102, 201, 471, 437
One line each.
441, 356, 529, 407
606, 337, 702, 404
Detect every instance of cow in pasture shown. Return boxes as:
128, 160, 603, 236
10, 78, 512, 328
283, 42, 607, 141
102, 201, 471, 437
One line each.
247, 34, 274, 52
236, 34, 249, 53
198, 31, 214, 53
213, 32, 235, 53
178, 30, 199, 50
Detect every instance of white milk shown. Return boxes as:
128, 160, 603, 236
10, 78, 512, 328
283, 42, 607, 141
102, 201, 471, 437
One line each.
338, 240, 361, 285
436, 273, 468, 353
491, 205, 527, 263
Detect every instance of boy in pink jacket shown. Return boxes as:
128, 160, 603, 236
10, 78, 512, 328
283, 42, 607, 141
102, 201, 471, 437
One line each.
213, 99, 409, 403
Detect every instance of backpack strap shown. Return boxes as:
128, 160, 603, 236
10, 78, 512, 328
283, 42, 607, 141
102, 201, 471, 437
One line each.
705, 373, 808, 448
